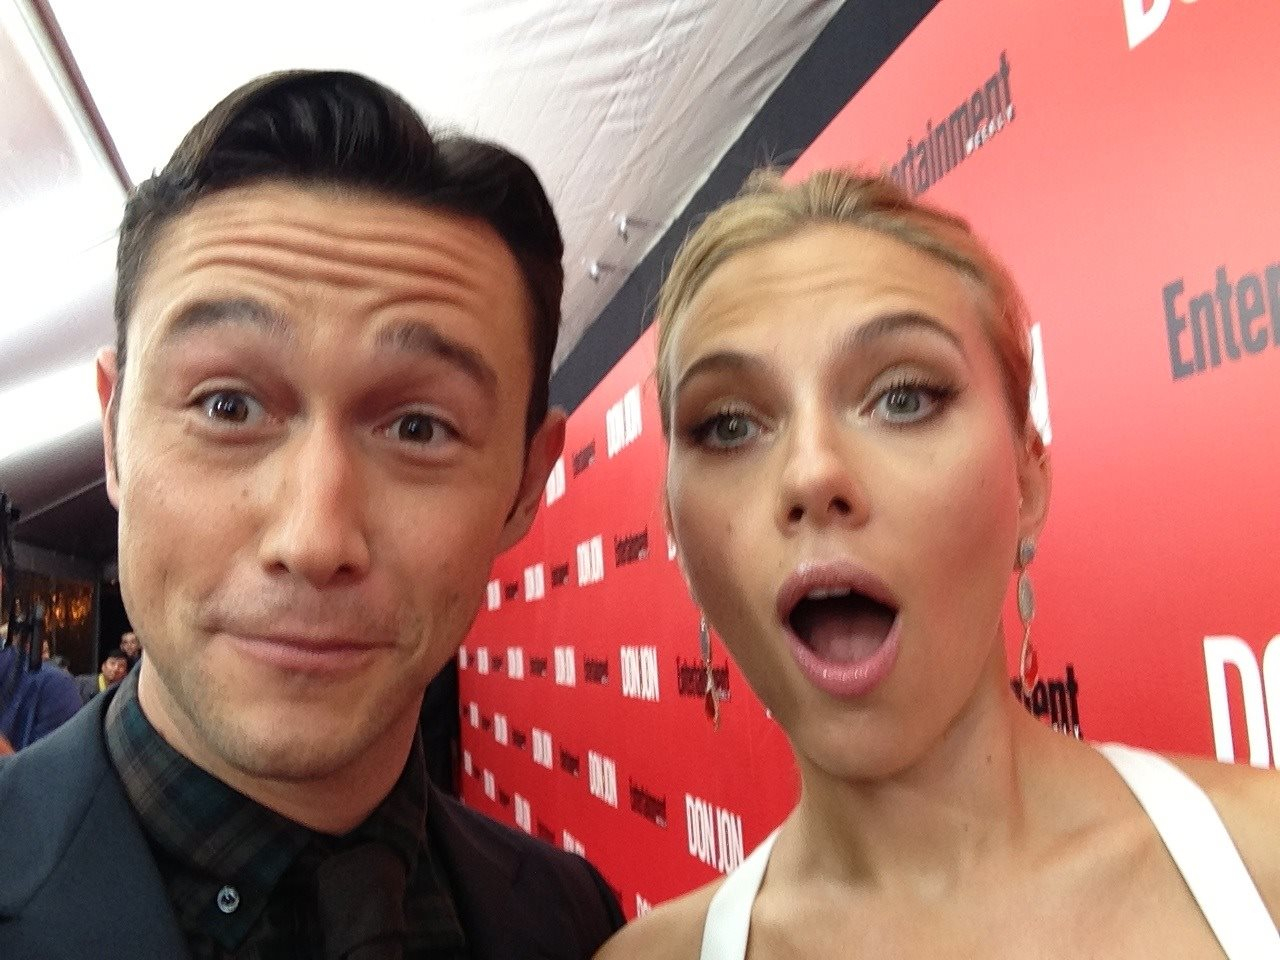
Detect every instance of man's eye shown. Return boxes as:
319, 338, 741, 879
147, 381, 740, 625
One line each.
199, 391, 263, 424
388, 412, 457, 446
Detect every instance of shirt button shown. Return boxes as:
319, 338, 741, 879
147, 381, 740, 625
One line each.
217, 885, 240, 914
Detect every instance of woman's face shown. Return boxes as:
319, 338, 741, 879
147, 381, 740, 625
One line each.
665, 224, 1048, 780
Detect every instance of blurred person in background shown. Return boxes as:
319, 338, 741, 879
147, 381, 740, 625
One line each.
0, 619, 81, 752
75, 648, 130, 704
119, 631, 141, 669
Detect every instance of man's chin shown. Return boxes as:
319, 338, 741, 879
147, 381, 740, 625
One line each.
184, 690, 400, 780
207, 718, 375, 784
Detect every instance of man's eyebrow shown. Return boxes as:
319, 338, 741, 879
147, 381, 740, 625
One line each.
161, 298, 291, 344
375, 320, 498, 398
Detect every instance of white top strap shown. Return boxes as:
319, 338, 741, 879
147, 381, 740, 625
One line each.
1097, 742, 1280, 960
699, 747, 1277, 960
699, 827, 780, 960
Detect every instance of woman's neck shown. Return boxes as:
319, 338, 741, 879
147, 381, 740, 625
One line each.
787, 648, 1077, 896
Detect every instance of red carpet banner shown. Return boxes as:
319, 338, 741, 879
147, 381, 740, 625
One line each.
461, 0, 1280, 914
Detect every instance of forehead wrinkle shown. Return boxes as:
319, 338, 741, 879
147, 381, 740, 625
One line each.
152, 185, 513, 299
170, 225, 497, 292
689, 260, 856, 335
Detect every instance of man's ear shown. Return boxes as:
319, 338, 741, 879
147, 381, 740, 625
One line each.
96, 347, 122, 509
498, 409, 567, 552
1017, 424, 1051, 549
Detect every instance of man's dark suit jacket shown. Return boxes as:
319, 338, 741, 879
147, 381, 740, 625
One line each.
0, 686, 625, 958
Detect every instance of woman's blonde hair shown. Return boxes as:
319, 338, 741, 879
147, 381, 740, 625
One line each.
655, 168, 1037, 447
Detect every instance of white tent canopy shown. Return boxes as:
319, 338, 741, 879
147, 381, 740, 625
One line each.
0, 0, 841, 542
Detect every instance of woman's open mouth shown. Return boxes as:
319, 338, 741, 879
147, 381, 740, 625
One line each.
777, 562, 901, 698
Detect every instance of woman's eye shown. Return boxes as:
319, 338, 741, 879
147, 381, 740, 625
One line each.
199, 391, 263, 424
694, 411, 759, 450
388, 412, 456, 446
872, 381, 951, 423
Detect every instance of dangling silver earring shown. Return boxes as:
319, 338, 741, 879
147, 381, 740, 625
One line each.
699, 614, 720, 729
1017, 537, 1038, 698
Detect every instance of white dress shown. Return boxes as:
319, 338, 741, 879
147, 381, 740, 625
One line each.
699, 744, 1279, 959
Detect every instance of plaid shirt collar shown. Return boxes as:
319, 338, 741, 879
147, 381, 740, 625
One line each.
104, 669, 453, 953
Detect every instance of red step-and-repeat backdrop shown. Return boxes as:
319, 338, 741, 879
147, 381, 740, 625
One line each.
460, 0, 1280, 916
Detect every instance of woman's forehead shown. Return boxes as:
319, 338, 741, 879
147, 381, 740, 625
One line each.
672, 225, 982, 356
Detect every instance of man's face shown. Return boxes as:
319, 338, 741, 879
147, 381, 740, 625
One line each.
102, 656, 129, 684
119, 633, 140, 658
98, 183, 562, 785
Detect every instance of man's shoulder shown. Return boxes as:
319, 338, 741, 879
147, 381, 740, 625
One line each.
428, 787, 625, 951
431, 787, 605, 888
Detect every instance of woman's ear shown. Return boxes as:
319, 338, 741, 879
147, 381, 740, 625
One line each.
1017, 425, 1051, 545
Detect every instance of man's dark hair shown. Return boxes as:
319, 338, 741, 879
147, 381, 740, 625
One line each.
115, 70, 563, 440
103, 649, 127, 663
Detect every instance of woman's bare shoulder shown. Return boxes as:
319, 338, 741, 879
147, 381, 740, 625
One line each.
593, 879, 724, 960
1167, 753, 1280, 917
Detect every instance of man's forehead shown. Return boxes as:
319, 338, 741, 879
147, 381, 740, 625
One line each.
126, 182, 531, 357
167, 181, 500, 246
132, 183, 522, 314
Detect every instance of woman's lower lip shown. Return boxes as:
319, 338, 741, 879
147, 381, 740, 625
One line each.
225, 634, 381, 674
786, 618, 901, 698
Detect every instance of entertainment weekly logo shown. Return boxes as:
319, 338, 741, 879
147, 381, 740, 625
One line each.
573, 439, 597, 476
886, 51, 1014, 197
615, 528, 650, 567
676, 657, 732, 703
629, 778, 668, 828
1163, 259, 1280, 381
1008, 665, 1083, 737
583, 655, 610, 686
551, 561, 571, 589
1204, 634, 1280, 769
